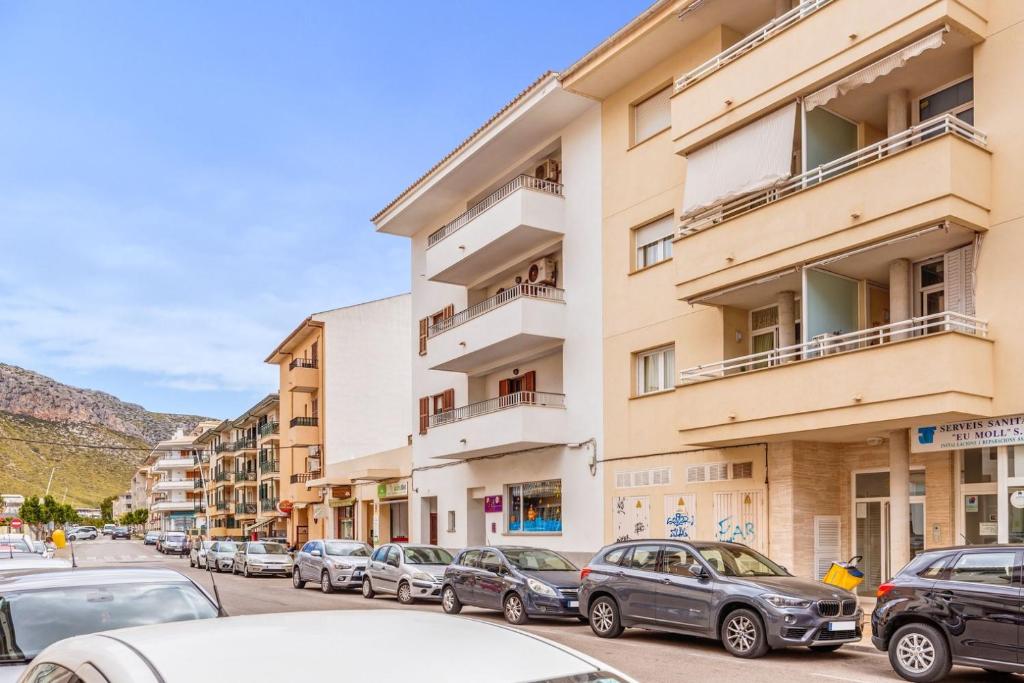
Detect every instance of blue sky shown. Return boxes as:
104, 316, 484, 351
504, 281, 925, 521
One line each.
0, 1, 649, 421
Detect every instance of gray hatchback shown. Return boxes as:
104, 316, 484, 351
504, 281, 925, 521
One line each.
578, 540, 862, 658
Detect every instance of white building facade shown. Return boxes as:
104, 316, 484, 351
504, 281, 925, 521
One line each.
374, 74, 604, 563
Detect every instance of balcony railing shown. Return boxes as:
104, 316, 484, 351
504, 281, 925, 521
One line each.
427, 174, 564, 249
260, 497, 280, 513
680, 114, 987, 236
290, 416, 318, 428
289, 357, 318, 370
428, 284, 565, 338
193, 479, 205, 489
259, 421, 279, 437
234, 470, 257, 483
428, 391, 566, 428
675, 0, 834, 91
235, 438, 256, 451
215, 501, 229, 512
679, 311, 987, 382
259, 459, 280, 474
290, 471, 322, 484
215, 443, 230, 453
193, 500, 206, 511
214, 471, 231, 483
235, 502, 257, 515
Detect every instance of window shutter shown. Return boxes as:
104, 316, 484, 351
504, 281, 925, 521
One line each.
813, 516, 841, 580
418, 397, 429, 435
418, 318, 429, 355
943, 249, 964, 315
634, 215, 674, 249
443, 304, 454, 319
442, 388, 455, 411
499, 379, 511, 397
522, 370, 536, 393
962, 243, 976, 317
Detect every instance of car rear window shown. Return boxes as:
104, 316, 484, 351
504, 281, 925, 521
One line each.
602, 547, 628, 566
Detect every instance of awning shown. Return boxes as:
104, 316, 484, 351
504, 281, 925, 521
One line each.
681, 102, 798, 218
804, 28, 947, 111
349, 468, 403, 482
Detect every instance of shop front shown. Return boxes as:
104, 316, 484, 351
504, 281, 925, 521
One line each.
375, 480, 410, 543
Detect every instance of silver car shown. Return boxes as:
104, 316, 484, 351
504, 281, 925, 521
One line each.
362, 543, 453, 604
232, 541, 293, 577
207, 540, 239, 572
293, 540, 372, 593
189, 540, 215, 569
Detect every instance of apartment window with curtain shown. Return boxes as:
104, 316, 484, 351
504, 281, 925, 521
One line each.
632, 85, 671, 145
636, 345, 675, 395
634, 215, 674, 270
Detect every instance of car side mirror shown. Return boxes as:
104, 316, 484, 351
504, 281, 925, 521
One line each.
311, 550, 321, 557
688, 563, 708, 579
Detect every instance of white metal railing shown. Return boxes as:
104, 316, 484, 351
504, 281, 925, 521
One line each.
675, 0, 834, 91
679, 114, 986, 236
428, 284, 565, 338
428, 391, 565, 428
426, 174, 564, 249
680, 311, 986, 383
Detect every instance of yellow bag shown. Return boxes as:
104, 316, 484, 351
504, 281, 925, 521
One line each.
823, 556, 864, 591
52, 529, 66, 549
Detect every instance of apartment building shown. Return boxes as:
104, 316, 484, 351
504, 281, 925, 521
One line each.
265, 295, 411, 546
373, 73, 604, 562
148, 421, 219, 532
112, 492, 132, 518
129, 466, 153, 521
561, 0, 1023, 595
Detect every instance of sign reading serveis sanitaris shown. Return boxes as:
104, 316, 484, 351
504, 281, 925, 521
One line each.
912, 415, 1024, 453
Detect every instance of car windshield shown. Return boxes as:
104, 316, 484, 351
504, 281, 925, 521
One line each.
501, 549, 577, 571
248, 543, 286, 555
697, 545, 788, 577
403, 547, 453, 565
115, 528, 127, 533
214, 542, 237, 553
325, 542, 370, 557
0, 539, 32, 554
165, 533, 186, 541
200, 541, 214, 550
0, 581, 217, 663
146, 532, 158, 538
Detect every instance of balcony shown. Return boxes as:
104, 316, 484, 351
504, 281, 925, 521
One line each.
287, 358, 319, 393
260, 498, 283, 515
151, 499, 202, 513
259, 458, 280, 475
152, 480, 197, 493
289, 416, 319, 445
213, 471, 232, 484
215, 443, 230, 454
675, 116, 990, 299
676, 313, 993, 445
427, 284, 566, 373
290, 471, 322, 485
425, 175, 565, 286
151, 456, 196, 471
421, 391, 568, 460
234, 502, 257, 517
215, 501, 229, 512
259, 421, 279, 438
670, 0, 987, 153
234, 470, 258, 485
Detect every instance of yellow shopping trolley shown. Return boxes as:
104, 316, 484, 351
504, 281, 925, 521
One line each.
822, 555, 864, 592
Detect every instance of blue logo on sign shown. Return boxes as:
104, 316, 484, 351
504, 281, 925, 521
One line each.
917, 426, 937, 445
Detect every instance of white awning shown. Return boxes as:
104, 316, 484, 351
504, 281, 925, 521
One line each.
681, 102, 798, 218
804, 29, 947, 111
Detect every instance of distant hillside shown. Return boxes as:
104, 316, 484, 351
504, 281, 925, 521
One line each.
0, 410, 150, 507
0, 364, 210, 445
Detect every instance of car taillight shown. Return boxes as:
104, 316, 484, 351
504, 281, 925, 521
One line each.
876, 582, 895, 598
580, 567, 591, 581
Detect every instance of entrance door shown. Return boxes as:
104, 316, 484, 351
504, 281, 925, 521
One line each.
429, 513, 438, 545
855, 500, 888, 597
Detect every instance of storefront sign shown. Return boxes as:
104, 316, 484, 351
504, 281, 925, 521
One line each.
377, 481, 409, 499
1011, 491, 1024, 509
484, 495, 502, 513
329, 497, 356, 508
277, 499, 294, 515
331, 486, 352, 499
965, 495, 979, 513
911, 415, 1024, 453
979, 522, 998, 536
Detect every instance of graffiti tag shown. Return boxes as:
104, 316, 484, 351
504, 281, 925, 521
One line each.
716, 516, 755, 544
665, 512, 694, 539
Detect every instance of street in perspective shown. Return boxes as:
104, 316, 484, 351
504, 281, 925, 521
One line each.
2, 0, 1024, 682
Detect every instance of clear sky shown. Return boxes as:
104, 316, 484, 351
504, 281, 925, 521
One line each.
0, 1, 649, 420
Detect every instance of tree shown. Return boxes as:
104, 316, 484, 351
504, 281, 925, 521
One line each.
99, 496, 115, 524
41, 496, 58, 526
19, 496, 44, 536
135, 508, 149, 528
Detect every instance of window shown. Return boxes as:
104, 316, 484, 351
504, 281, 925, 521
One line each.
636, 345, 675, 395
949, 552, 1015, 586
634, 215, 674, 270
371, 546, 388, 563
507, 480, 562, 533
385, 546, 401, 567
918, 555, 951, 579
603, 547, 628, 566
918, 76, 973, 126
632, 85, 671, 145
732, 462, 753, 480
616, 467, 671, 488
630, 544, 661, 571
447, 510, 456, 533
661, 547, 699, 577
686, 462, 729, 483
461, 549, 480, 568
480, 551, 502, 573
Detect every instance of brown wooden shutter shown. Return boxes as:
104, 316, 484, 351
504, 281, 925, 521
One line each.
442, 388, 455, 411
522, 371, 536, 393
442, 304, 454, 319
498, 379, 511, 397
418, 318, 429, 356
418, 397, 429, 435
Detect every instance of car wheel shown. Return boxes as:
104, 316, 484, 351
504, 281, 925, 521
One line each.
809, 644, 843, 653
321, 571, 335, 594
361, 578, 375, 599
441, 586, 462, 615
396, 581, 414, 605
589, 596, 624, 638
503, 593, 529, 625
293, 568, 306, 589
721, 608, 770, 659
889, 623, 951, 683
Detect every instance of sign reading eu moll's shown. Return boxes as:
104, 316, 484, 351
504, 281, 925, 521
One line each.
912, 415, 1024, 453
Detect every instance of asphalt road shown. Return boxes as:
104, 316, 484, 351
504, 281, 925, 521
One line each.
63, 538, 1002, 683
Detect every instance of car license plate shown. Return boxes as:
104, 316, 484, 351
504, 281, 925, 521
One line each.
829, 621, 856, 631
568, 600, 579, 608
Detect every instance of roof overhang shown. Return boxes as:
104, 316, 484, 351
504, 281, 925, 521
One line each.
264, 318, 324, 364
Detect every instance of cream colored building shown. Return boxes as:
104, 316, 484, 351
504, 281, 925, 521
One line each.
148, 421, 220, 532
560, 0, 1024, 595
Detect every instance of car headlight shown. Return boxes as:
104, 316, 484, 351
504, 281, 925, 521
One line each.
527, 578, 557, 597
411, 570, 435, 582
761, 593, 812, 609
328, 559, 353, 570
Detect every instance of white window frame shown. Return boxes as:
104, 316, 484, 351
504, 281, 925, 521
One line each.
636, 345, 675, 396
631, 85, 672, 146
749, 300, 801, 357
913, 255, 945, 318
912, 74, 974, 126
634, 216, 675, 270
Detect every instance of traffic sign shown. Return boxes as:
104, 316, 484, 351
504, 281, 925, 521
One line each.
10, 518, 22, 530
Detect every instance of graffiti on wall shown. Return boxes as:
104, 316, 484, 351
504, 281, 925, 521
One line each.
613, 496, 650, 542
663, 494, 696, 539
712, 490, 764, 551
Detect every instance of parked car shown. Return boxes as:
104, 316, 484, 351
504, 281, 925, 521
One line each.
112, 526, 131, 540
361, 543, 452, 604
18, 610, 636, 683
0, 567, 222, 681
441, 546, 582, 624
0, 535, 33, 555
144, 530, 160, 545
188, 540, 215, 569
293, 540, 372, 593
102, 523, 116, 536
233, 541, 293, 577
159, 532, 188, 556
207, 541, 239, 572
578, 540, 861, 659
67, 526, 97, 541
872, 545, 1024, 682
0, 556, 72, 574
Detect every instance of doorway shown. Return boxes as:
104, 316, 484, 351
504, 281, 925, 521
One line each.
466, 488, 485, 546
852, 468, 926, 596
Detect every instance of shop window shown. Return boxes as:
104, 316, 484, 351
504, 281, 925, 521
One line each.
962, 448, 997, 484
1008, 446, 1024, 478
507, 480, 562, 533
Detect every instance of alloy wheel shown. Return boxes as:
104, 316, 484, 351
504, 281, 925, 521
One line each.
504, 595, 524, 623
895, 632, 936, 674
725, 615, 757, 653
592, 601, 614, 633
398, 582, 412, 604
443, 588, 455, 611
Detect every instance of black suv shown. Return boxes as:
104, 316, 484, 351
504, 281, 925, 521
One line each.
578, 540, 862, 658
872, 545, 1024, 682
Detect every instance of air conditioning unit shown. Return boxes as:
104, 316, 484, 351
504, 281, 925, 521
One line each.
534, 159, 560, 183
527, 257, 557, 287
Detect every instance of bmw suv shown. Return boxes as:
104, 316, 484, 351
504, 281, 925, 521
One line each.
579, 540, 862, 658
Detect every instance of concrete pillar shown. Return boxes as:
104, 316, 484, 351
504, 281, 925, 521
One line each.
776, 291, 797, 357
889, 430, 910, 576
887, 89, 911, 151
889, 259, 912, 340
